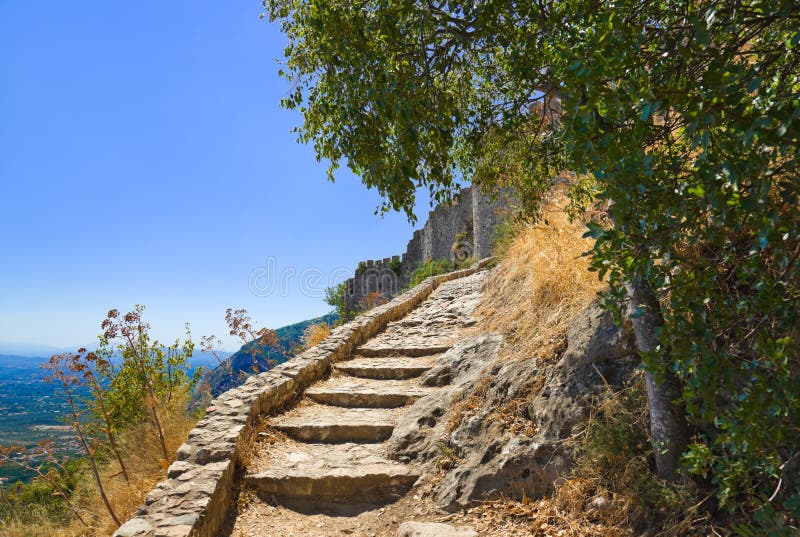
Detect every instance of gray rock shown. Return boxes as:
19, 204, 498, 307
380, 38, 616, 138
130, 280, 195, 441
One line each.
166, 461, 194, 479
435, 356, 563, 510
112, 517, 153, 537
398, 521, 478, 537
420, 333, 499, 387
158, 513, 199, 527
390, 300, 638, 511
387, 334, 504, 462
528, 300, 638, 442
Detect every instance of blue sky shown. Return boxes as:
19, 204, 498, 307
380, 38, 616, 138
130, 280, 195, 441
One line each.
0, 1, 431, 352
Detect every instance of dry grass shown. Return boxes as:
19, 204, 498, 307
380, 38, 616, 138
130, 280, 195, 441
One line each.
490, 380, 543, 437
443, 375, 493, 436
301, 323, 332, 350
474, 191, 605, 365
444, 187, 606, 452
1, 401, 198, 537
82, 404, 197, 536
0, 519, 88, 537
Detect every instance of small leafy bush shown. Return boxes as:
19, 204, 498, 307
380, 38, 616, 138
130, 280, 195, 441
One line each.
324, 281, 356, 323
409, 258, 454, 288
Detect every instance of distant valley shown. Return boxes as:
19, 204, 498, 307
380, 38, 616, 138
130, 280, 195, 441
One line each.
0, 355, 78, 485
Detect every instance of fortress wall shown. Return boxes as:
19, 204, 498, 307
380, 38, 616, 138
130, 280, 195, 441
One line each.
344, 185, 508, 312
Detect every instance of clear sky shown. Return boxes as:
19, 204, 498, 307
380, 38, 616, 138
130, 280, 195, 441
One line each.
0, 1, 432, 353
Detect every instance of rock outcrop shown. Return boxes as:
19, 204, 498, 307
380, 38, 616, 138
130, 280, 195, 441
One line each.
388, 300, 638, 511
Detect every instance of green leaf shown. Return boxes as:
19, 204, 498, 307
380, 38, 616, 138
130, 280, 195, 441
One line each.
787, 31, 800, 49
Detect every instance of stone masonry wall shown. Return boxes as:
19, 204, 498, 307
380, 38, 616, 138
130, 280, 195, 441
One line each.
472, 186, 509, 259
113, 260, 494, 537
344, 185, 510, 311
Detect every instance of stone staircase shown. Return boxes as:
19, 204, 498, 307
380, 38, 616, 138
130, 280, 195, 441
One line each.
233, 272, 485, 531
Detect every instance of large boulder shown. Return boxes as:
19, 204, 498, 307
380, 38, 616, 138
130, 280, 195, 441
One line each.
387, 300, 638, 511
436, 356, 562, 511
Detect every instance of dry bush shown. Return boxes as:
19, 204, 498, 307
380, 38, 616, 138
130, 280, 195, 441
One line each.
85, 400, 197, 536
358, 292, 390, 311
443, 375, 493, 436
301, 323, 331, 350
77, 401, 194, 536
447, 189, 604, 444
474, 190, 605, 363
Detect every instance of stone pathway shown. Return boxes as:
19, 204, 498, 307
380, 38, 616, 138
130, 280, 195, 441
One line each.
225, 271, 486, 536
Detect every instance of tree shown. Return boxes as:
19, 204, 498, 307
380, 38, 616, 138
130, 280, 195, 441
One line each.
325, 281, 355, 322
71, 349, 129, 483
98, 306, 199, 463
265, 0, 800, 528
224, 308, 278, 374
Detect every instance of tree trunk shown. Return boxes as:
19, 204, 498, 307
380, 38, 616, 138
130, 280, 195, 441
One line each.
626, 276, 689, 481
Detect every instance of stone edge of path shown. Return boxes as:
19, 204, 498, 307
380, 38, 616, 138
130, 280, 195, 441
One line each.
113, 258, 493, 537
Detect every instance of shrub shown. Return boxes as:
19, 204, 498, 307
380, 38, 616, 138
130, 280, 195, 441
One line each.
0, 307, 202, 537
96, 306, 199, 433
301, 323, 331, 350
358, 291, 390, 311
409, 258, 454, 288
324, 281, 356, 323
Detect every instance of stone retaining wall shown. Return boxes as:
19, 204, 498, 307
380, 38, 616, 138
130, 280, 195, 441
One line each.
113, 259, 494, 537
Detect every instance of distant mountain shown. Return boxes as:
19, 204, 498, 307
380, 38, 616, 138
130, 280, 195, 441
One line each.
206, 313, 337, 396
0, 342, 78, 358
0, 355, 50, 368
0, 349, 222, 371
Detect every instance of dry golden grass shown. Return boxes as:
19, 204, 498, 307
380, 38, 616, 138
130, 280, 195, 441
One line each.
82, 404, 197, 536
447, 188, 605, 452
301, 323, 332, 350
443, 375, 493, 436
474, 191, 605, 364
2, 401, 198, 537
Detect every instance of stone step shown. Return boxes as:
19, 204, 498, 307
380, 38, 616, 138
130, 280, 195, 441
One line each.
270, 404, 400, 443
356, 344, 452, 358
306, 377, 432, 408
335, 355, 437, 380
245, 442, 419, 501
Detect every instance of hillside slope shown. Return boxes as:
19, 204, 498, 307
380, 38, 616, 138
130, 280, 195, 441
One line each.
207, 313, 337, 396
